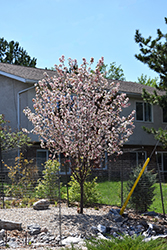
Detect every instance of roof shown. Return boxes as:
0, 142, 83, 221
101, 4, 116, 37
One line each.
0, 62, 165, 96
0, 62, 56, 82
109, 79, 165, 96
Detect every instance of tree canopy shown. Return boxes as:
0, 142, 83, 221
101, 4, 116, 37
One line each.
135, 17, 167, 146
0, 114, 31, 152
100, 62, 126, 80
135, 18, 167, 89
23, 56, 135, 213
137, 74, 159, 87
0, 37, 37, 67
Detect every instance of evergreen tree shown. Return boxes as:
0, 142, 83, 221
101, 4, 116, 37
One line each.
135, 17, 167, 145
0, 37, 37, 67
127, 167, 156, 212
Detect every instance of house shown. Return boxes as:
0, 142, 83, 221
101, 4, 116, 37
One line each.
0, 63, 166, 180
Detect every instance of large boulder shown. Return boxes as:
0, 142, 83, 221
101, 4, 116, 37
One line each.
33, 199, 50, 210
0, 220, 22, 230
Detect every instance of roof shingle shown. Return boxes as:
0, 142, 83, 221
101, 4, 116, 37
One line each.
0, 62, 165, 96
0, 62, 56, 81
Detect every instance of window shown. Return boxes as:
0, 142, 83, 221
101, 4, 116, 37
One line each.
136, 102, 152, 122
157, 152, 167, 172
130, 151, 147, 167
59, 154, 71, 175
163, 108, 167, 123
100, 152, 108, 170
92, 152, 108, 170
36, 149, 48, 172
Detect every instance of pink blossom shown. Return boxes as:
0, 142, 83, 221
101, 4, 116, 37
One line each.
23, 55, 135, 213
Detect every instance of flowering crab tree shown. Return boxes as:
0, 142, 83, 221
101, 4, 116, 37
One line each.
23, 56, 135, 213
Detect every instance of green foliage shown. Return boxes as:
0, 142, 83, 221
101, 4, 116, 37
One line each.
135, 18, 167, 89
0, 114, 31, 151
99, 62, 126, 80
143, 126, 167, 148
0, 37, 37, 67
127, 167, 157, 212
137, 74, 159, 87
65, 235, 167, 250
66, 175, 101, 206
5, 153, 38, 198
35, 159, 59, 203
135, 18, 167, 146
84, 235, 167, 250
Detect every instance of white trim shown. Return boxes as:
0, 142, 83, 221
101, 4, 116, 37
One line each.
0, 70, 37, 83
135, 101, 153, 123
156, 151, 167, 172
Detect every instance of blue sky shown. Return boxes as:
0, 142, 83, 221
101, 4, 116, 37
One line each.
0, 0, 167, 82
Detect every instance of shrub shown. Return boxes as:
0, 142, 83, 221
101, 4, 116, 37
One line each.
126, 166, 157, 212
67, 175, 101, 207
35, 159, 59, 203
5, 153, 38, 198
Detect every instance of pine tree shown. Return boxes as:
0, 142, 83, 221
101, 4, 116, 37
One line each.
0, 37, 37, 67
135, 17, 167, 146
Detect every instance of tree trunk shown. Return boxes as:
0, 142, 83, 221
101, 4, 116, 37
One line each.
80, 181, 84, 214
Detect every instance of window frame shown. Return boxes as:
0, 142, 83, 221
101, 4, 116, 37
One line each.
36, 149, 49, 171
135, 101, 153, 122
59, 154, 71, 175
156, 151, 167, 172
130, 151, 147, 167
162, 108, 167, 123
100, 151, 108, 170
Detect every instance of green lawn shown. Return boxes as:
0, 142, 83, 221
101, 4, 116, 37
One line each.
96, 181, 167, 214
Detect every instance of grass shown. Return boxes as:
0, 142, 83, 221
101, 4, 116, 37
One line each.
64, 235, 167, 250
96, 181, 122, 207
2, 179, 167, 214
96, 180, 167, 214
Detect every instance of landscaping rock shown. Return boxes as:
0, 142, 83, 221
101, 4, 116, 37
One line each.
33, 199, 50, 210
143, 211, 158, 217
0, 229, 5, 240
97, 224, 107, 233
0, 220, 22, 230
61, 236, 84, 245
27, 224, 41, 235
108, 208, 125, 222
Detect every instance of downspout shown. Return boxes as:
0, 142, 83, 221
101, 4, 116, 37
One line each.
17, 84, 35, 157
17, 85, 35, 131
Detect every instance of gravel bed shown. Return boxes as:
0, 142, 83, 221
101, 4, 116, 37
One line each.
0, 203, 114, 236
0, 203, 115, 249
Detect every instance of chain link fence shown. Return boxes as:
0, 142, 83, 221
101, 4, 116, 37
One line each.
0, 146, 166, 214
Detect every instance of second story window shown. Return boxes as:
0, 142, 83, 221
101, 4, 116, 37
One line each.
136, 102, 152, 122
163, 108, 167, 123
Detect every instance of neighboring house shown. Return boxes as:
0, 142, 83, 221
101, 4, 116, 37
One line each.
0, 63, 166, 179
